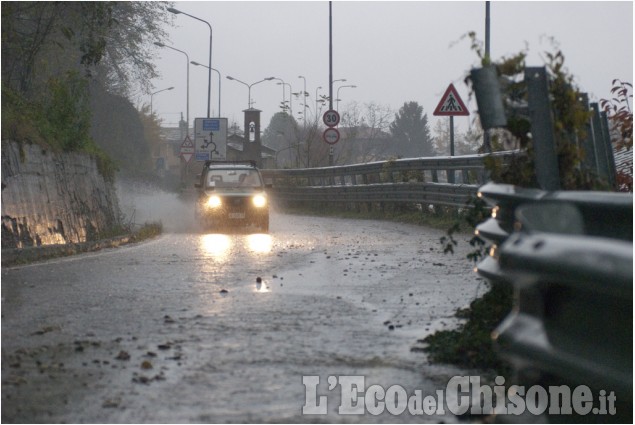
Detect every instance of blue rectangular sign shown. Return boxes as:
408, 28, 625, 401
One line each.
195, 151, 210, 161
202, 119, 220, 131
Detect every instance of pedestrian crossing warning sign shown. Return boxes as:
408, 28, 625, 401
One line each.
433, 83, 469, 116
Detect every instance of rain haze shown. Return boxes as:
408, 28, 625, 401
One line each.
149, 1, 633, 135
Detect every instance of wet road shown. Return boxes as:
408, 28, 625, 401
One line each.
2, 211, 486, 423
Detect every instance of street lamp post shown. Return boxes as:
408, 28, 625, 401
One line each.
336, 84, 356, 111
154, 42, 189, 132
329, 78, 346, 104
167, 7, 213, 118
281, 82, 293, 116
315, 86, 322, 121
226, 76, 275, 108
150, 86, 174, 116
298, 75, 307, 128
191, 61, 222, 117
272, 78, 288, 113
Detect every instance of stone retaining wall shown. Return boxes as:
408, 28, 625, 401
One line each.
1, 140, 121, 249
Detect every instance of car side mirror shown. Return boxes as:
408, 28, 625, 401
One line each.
194, 183, 201, 189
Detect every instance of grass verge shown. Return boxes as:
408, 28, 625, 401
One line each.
422, 282, 513, 378
278, 203, 472, 233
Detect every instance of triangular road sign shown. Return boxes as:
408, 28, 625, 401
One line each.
181, 135, 194, 148
433, 83, 469, 116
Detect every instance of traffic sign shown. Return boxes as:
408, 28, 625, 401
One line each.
180, 135, 195, 163
323, 109, 340, 127
323, 127, 340, 145
194, 118, 228, 160
433, 83, 469, 116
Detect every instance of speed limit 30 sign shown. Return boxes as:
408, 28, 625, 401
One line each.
323, 109, 340, 127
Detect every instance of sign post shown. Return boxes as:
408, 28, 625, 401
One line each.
433, 83, 469, 183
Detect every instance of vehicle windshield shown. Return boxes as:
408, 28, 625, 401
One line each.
206, 169, 262, 188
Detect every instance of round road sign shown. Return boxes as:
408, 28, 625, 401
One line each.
323, 109, 340, 127
323, 127, 340, 145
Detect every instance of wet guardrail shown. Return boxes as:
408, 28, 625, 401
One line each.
261, 151, 517, 209
475, 182, 633, 422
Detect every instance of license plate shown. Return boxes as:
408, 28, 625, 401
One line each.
229, 212, 245, 219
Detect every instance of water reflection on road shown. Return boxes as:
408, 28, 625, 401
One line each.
1, 212, 483, 423
200, 233, 273, 259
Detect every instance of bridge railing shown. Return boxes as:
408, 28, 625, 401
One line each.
261, 150, 518, 209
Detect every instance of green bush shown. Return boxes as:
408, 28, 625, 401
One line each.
2, 75, 117, 181
43, 71, 93, 152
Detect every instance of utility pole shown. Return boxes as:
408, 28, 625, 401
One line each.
328, 1, 334, 166
482, 1, 492, 153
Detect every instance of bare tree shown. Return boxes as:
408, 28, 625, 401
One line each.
337, 101, 393, 164
432, 119, 482, 156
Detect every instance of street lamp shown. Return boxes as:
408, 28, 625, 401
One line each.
298, 75, 307, 127
278, 81, 293, 116
154, 42, 189, 132
150, 86, 174, 116
336, 84, 356, 111
167, 7, 213, 118
272, 78, 288, 113
226, 76, 275, 108
191, 61, 222, 117
315, 86, 322, 120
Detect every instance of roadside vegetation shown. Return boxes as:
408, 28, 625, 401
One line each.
280, 203, 469, 232
426, 36, 632, 377
1, 2, 173, 181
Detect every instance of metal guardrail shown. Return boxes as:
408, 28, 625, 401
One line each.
475, 182, 633, 421
261, 151, 517, 208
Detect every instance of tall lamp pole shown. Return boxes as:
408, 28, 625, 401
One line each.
315, 86, 322, 121
191, 61, 222, 117
273, 78, 288, 113
298, 75, 307, 128
226, 76, 275, 108
483, 1, 492, 152
281, 82, 293, 116
336, 84, 356, 111
154, 42, 189, 132
167, 7, 213, 118
150, 86, 174, 116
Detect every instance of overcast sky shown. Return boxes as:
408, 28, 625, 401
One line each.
148, 1, 633, 136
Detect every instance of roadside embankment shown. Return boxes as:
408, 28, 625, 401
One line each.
1, 140, 121, 249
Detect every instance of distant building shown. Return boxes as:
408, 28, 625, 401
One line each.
226, 133, 276, 168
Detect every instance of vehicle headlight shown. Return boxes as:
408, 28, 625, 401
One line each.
252, 194, 267, 208
207, 195, 222, 208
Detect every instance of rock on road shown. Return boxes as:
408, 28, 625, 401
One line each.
2, 211, 486, 423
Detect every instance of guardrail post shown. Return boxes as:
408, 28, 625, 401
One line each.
461, 169, 470, 184
525, 67, 560, 191
579, 93, 599, 174
590, 102, 614, 185
601, 110, 617, 189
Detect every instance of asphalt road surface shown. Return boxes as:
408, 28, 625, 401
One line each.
2, 210, 487, 423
